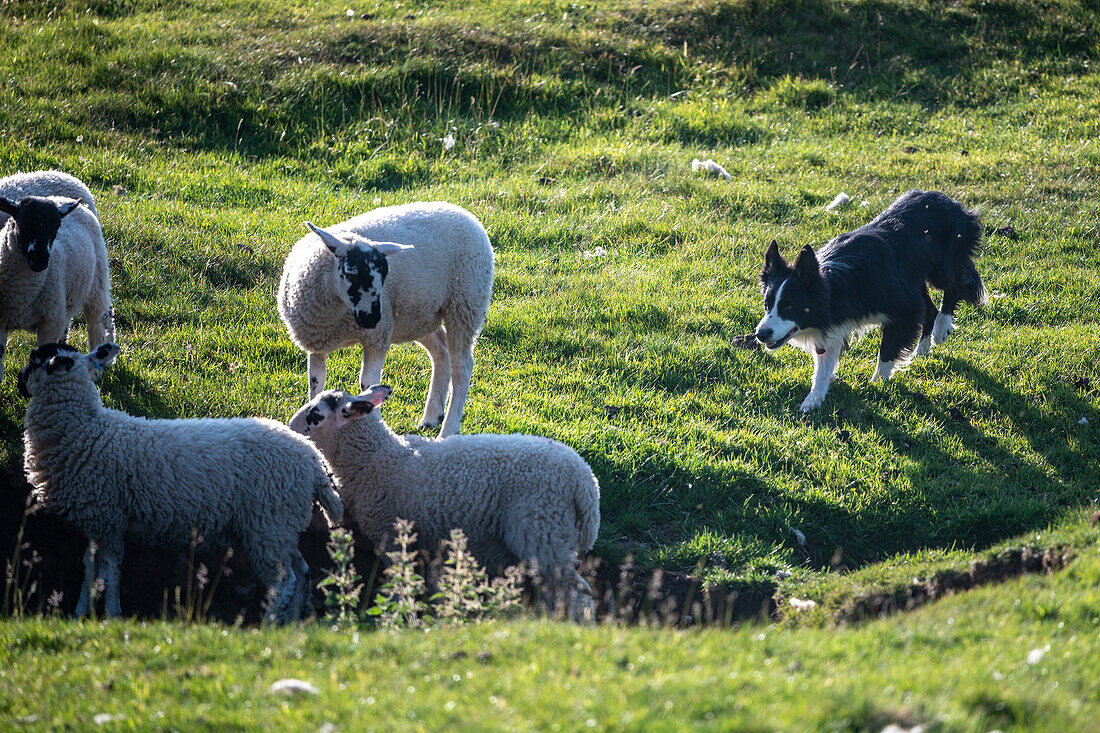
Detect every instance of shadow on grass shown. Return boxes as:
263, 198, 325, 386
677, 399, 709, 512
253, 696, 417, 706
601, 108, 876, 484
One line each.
15, 0, 1092, 159
596, 346, 1096, 575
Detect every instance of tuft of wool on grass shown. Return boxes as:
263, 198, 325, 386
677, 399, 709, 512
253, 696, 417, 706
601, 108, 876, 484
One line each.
788, 597, 817, 611
825, 192, 850, 212
270, 679, 320, 696
691, 158, 731, 180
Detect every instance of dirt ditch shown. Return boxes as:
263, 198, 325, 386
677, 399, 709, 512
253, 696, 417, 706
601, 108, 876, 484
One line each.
0, 464, 1073, 627
831, 546, 1074, 625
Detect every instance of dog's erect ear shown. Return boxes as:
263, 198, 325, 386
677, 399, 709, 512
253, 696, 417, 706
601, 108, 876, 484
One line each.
761, 239, 788, 280
793, 244, 820, 284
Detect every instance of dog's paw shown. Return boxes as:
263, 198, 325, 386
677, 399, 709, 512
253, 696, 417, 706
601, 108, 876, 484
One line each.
931, 314, 955, 345
799, 393, 826, 412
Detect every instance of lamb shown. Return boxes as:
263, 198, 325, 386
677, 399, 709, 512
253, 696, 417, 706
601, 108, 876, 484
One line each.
288, 385, 601, 620
277, 201, 494, 438
0, 170, 114, 379
19, 342, 344, 624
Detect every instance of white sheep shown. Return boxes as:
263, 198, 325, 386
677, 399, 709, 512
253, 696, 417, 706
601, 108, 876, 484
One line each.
0, 170, 114, 379
277, 201, 494, 438
19, 342, 344, 624
288, 386, 601, 621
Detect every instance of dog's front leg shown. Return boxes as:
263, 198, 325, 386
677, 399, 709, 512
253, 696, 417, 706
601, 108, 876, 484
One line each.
800, 345, 842, 412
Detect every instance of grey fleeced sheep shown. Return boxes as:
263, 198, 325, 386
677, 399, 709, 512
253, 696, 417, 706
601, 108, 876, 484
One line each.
0, 170, 114, 379
20, 343, 344, 624
277, 201, 494, 438
288, 386, 601, 620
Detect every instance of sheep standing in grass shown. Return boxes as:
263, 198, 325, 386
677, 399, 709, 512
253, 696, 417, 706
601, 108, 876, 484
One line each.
0, 170, 114, 378
289, 386, 601, 620
19, 342, 343, 624
278, 202, 494, 438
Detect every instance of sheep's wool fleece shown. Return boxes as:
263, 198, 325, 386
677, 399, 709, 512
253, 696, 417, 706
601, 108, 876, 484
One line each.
323, 414, 600, 572
0, 169, 98, 215
24, 375, 336, 555
278, 201, 494, 353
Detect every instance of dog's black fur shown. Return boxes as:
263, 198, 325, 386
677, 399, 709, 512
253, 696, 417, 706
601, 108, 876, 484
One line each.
755, 189, 986, 410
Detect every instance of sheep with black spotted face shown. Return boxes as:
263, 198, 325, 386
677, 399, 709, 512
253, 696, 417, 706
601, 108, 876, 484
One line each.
289, 386, 601, 621
19, 343, 343, 624
0, 170, 114, 380
278, 201, 494, 438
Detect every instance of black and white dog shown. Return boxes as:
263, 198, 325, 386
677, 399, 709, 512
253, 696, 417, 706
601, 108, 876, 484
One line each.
754, 189, 986, 412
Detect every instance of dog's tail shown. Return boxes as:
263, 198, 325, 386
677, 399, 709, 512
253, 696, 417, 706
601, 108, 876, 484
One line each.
933, 203, 987, 308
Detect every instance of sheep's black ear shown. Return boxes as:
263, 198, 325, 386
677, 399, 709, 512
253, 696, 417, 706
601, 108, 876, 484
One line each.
793, 244, 820, 284
0, 197, 17, 217
45, 355, 76, 375
17, 370, 30, 399
57, 198, 82, 217
342, 400, 374, 419
87, 342, 120, 371
342, 385, 393, 419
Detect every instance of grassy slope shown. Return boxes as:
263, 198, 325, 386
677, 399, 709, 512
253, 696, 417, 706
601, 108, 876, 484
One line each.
0, 0, 1098, 597
4, 542, 1100, 730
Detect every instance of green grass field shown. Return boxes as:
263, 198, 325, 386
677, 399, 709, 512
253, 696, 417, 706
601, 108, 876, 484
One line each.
1, 0, 1098, 726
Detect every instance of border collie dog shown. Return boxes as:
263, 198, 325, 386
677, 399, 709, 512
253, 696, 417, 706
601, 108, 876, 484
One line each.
755, 189, 986, 412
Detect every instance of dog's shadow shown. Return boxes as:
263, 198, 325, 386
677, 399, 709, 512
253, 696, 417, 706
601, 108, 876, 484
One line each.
788, 352, 1098, 564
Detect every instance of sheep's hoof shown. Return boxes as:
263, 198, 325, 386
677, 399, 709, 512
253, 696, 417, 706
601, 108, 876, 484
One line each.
799, 394, 825, 412
418, 414, 444, 430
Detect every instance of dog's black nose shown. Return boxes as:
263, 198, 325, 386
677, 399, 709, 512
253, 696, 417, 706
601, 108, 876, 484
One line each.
755, 327, 772, 341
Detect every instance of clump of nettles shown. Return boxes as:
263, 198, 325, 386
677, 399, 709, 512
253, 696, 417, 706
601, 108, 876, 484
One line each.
316, 528, 363, 628
320, 519, 526, 629
434, 528, 525, 623
368, 518, 431, 628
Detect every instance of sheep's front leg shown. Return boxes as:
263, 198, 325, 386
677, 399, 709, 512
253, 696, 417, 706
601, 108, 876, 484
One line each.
800, 344, 842, 413
74, 544, 98, 617
415, 327, 450, 430
37, 318, 70, 347
359, 344, 387, 394
569, 571, 595, 623
264, 561, 299, 625
307, 352, 327, 398
99, 541, 125, 618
